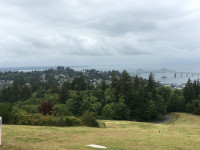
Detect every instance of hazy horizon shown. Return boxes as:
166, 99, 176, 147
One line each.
0, 64, 199, 73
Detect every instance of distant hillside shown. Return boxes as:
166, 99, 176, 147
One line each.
134, 68, 146, 74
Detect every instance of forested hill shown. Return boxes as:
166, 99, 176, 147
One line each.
0, 66, 199, 124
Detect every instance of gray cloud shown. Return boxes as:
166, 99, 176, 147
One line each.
0, 0, 200, 70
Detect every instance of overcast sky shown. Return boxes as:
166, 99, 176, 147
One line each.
0, 0, 200, 71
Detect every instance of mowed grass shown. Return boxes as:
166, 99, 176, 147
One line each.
1, 113, 200, 150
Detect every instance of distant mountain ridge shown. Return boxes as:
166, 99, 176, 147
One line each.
134, 68, 146, 74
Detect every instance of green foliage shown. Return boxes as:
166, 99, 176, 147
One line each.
44, 94, 59, 104
90, 102, 102, 115
104, 88, 117, 103
185, 103, 193, 113
111, 97, 130, 120
19, 105, 38, 114
36, 90, 44, 98
20, 86, 32, 100
54, 104, 71, 116
133, 75, 140, 90
184, 79, 196, 103
193, 79, 200, 98
14, 112, 81, 126
66, 91, 82, 115
71, 76, 87, 91
3, 66, 200, 124
101, 104, 114, 119
156, 95, 167, 115
192, 100, 200, 115
100, 79, 107, 91
157, 86, 172, 102
98, 121, 106, 128
56, 116, 82, 126
167, 93, 185, 112
147, 73, 156, 93
14, 112, 55, 126
145, 100, 157, 120
0, 103, 13, 124
59, 82, 71, 104
12, 106, 26, 114
81, 111, 99, 127
118, 70, 132, 97
110, 71, 118, 90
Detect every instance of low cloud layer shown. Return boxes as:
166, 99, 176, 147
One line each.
0, 0, 200, 70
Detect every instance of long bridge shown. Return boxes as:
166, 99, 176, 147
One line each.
173, 72, 200, 78
133, 72, 200, 78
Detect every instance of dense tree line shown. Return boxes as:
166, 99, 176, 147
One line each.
0, 67, 200, 124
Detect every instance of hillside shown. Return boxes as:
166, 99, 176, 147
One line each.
1, 113, 200, 150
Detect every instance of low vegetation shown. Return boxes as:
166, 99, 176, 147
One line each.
1, 113, 200, 150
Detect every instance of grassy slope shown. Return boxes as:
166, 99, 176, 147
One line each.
1, 113, 200, 150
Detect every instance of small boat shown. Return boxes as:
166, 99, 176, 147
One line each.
161, 73, 167, 79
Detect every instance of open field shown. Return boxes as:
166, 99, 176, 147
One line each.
1, 113, 200, 150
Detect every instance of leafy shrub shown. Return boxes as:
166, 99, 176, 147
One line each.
0, 103, 13, 124
81, 111, 99, 127
98, 121, 106, 128
14, 112, 55, 126
14, 112, 81, 127
56, 116, 82, 126
12, 106, 26, 114
185, 103, 193, 113
54, 104, 71, 116
20, 105, 38, 114
38, 101, 54, 115
101, 104, 114, 119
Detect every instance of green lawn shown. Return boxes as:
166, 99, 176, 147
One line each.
1, 113, 200, 150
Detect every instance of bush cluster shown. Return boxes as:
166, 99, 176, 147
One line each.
0, 103, 13, 124
81, 111, 99, 127
56, 116, 82, 126
14, 112, 55, 126
13, 112, 87, 127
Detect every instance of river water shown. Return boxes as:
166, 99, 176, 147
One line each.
1, 66, 199, 85
135, 73, 199, 85
70, 66, 200, 85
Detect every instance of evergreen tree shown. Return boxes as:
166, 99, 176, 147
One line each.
71, 76, 87, 91
66, 91, 82, 115
184, 79, 195, 103
100, 79, 107, 92
193, 79, 200, 98
133, 75, 140, 90
167, 92, 185, 112
147, 73, 156, 93
59, 82, 71, 104
118, 70, 132, 105
101, 104, 114, 119
110, 71, 118, 90
147, 73, 157, 100
145, 100, 157, 120
157, 86, 172, 102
